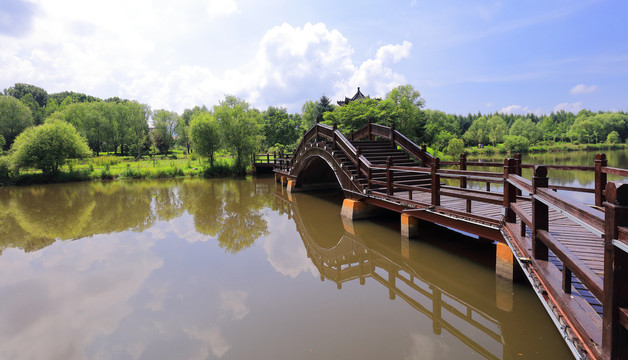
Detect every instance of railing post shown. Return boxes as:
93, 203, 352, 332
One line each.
421, 144, 428, 166
431, 158, 440, 206
532, 166, 549, 261
503, 158, 517, 223
460, 153, 470, 212
596, 154, 608, 207
356, 146, 362, 170
368, 120, 372, 141
386, 156, 393, 196
390, 123, 396, 148
603, 182, 628, 358
514, 153, 522, 196
267, 153, 270, 164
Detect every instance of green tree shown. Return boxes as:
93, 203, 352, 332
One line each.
190, 112, 221, 166
4, 83, 48, 108
509, 118, 541, 144
152, 109, 179, 154
316, 95, 335, 120
503, 135, 530, 152
0, 95, 34, 150
463, 116, 490, 146
213, 95, 262, 174
0, 134, 4, 150
607, 131, 620, 144
261, 106, 300, 149
424, 110, 459, 146
301, 100, 318, 131
445, 137, 465, 158
487, 115, 508, 146
386, 84, 425, 143
10, 120, 91, 176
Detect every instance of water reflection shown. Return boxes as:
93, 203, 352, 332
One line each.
0, 179, 273, 255
0, 177, 571, 359
275, 189, 569, 359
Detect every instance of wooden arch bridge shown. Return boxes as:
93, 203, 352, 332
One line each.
255, 122, 628, 360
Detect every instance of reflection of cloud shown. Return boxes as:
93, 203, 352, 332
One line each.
405, 333, 450, 360
263, 215, 318, 278
0, 234, 163, 360
220, 290, 249, 321
184, 326, 230, 359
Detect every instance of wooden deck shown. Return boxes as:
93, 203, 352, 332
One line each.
266, 122, 628, 360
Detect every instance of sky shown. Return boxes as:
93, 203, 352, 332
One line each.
1, 0, 627, 115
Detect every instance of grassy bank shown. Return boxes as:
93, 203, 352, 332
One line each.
0, 151, 245, 186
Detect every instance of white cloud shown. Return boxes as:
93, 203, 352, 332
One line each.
570, 84, 598, 95
499, 104, 541, 115
184, 325, 230, 358
554, 101, 583, 113
219, 290, 249, 321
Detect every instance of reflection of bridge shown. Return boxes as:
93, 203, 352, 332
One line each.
267, 122, 628, 360
275, 190, 545, 359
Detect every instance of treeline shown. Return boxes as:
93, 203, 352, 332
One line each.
1, 82, 627, 177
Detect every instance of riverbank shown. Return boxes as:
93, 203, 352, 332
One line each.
0, 154, 243, 186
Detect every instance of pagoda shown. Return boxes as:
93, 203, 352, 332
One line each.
337, 87, 373, 106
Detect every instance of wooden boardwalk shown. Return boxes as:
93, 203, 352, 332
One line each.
266, 122, 628, 360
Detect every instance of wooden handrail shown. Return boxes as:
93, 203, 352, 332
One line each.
537, 229, 604, 301
507, 174, 533, 194
535, 187, 605, 236
603, 166, 628, 177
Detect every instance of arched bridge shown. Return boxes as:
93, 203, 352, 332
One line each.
263, 122, 628, 360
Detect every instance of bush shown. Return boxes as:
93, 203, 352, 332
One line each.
11, 120, 92, 176
607, 131, 620, 144
503, 135, 530, 153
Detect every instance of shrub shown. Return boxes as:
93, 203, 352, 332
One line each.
607, 131, 620, 144
11, 120, 91, 176
503, 135, 530, 153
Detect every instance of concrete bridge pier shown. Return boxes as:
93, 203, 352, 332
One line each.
340, 199, 377, 220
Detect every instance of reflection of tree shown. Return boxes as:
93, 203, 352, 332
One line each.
0, 177, 276, 255
181, 178, 276, 254
180, 180, 225, 237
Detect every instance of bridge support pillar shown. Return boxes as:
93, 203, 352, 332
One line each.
495, 242, 523, 312
340, 199, 374, 220
286, 179, 297, 194
401, 213, 418, 239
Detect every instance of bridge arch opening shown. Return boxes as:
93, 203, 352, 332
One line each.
294, 156, 342, 192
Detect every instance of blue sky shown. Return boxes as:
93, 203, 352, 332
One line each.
1, 0, 626, 115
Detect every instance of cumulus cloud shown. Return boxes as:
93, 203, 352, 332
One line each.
1, 3, 412, 113
554, 101, 583, 113
499, 104, 541, 115
570, 84, 597, 95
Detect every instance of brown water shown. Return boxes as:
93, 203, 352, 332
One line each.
0, 177, 573, 359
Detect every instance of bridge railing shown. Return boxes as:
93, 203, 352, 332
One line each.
503, 166, 628, 359
351, 121, 435, 166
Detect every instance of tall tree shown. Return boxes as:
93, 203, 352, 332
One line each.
261, 106, 300, 149
386, 84, 426, 143
487, 115, 508, 145
151, 109, 179, 154
4, 83, 48, 108
213, 95, 262, 174
0, 95, 34, 150
189, 112, 221, 167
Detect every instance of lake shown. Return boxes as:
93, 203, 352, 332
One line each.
0, 174, 576, 359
